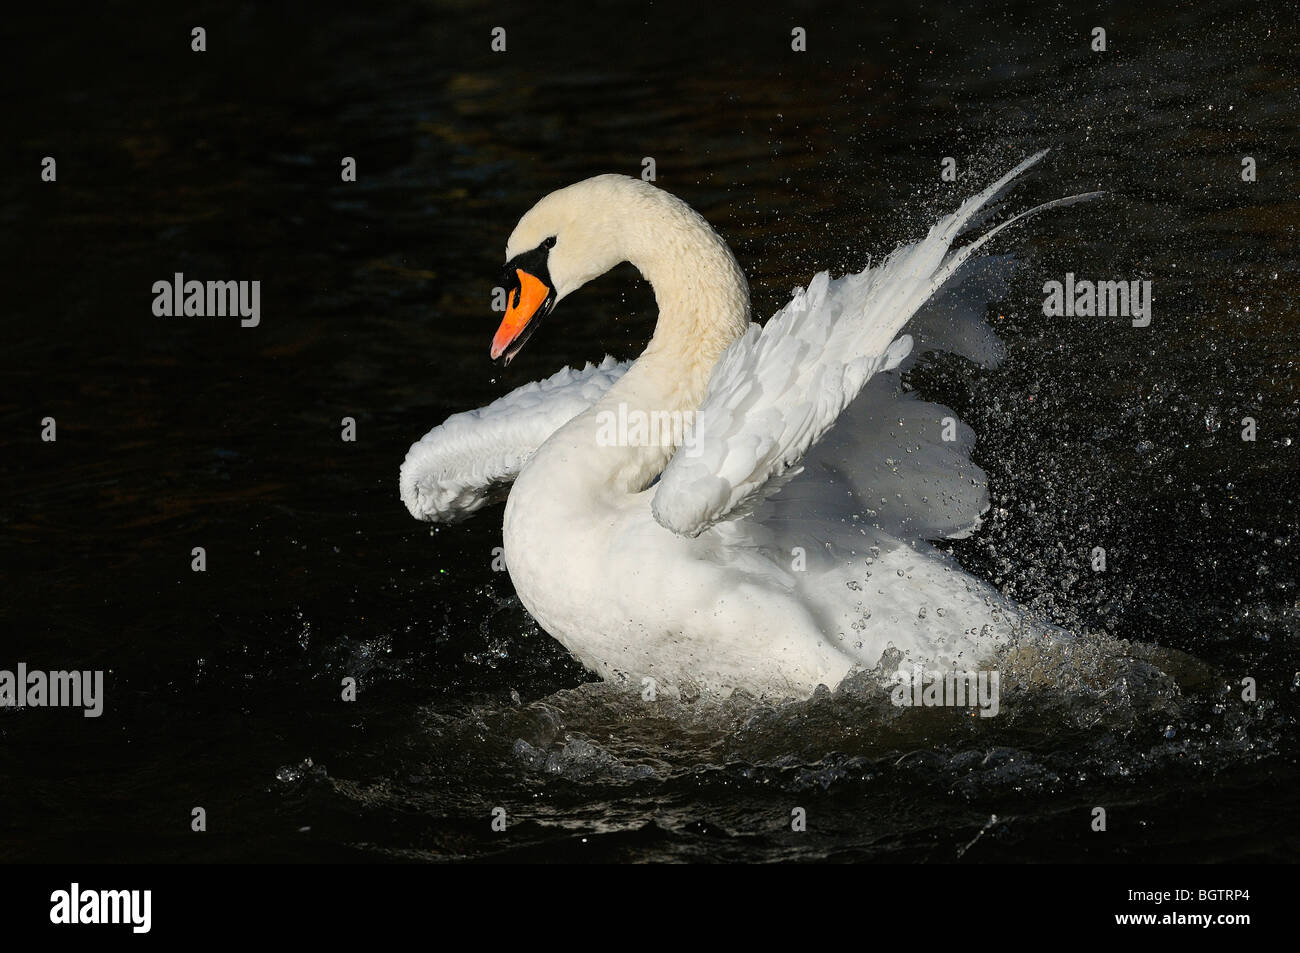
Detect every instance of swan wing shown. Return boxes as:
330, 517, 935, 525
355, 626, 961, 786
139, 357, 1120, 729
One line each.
652, 151, 1099, 537
401, 355, 629, 522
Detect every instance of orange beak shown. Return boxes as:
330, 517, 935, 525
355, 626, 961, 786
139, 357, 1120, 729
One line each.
491, 269, 553, 363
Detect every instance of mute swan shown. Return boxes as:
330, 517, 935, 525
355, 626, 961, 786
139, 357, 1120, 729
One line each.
402, 153, 1097, 698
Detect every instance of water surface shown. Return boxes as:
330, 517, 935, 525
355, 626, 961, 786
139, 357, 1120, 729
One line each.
2, 0, 1297, 862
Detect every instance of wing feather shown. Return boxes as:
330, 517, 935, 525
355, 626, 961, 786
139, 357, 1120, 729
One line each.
400, 356, 629, 522
653, 151, 1099, 537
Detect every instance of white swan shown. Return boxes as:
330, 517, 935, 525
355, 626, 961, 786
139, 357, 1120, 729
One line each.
401, 153, 1097, 698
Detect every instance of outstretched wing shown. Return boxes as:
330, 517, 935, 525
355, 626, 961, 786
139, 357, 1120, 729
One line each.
652, 151, 1099, 538
401, 356, 629, 522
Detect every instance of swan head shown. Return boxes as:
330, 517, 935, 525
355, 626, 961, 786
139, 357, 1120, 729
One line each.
491, 175, 658, 365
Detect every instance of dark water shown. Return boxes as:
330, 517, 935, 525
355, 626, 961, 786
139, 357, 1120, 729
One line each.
2, 0, 1297, 862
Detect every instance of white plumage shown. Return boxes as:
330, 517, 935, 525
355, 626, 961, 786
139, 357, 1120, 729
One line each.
400, 153, 1095, 698
652, 150, 1098, 538
400, 356, 628, 521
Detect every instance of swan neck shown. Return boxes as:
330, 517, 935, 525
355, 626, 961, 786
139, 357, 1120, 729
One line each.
569, 195, 750, 493
526, 183, 754, 499
623, 199, 752, 406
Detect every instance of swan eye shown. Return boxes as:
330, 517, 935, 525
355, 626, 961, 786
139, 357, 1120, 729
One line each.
542, 236, 556, 250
